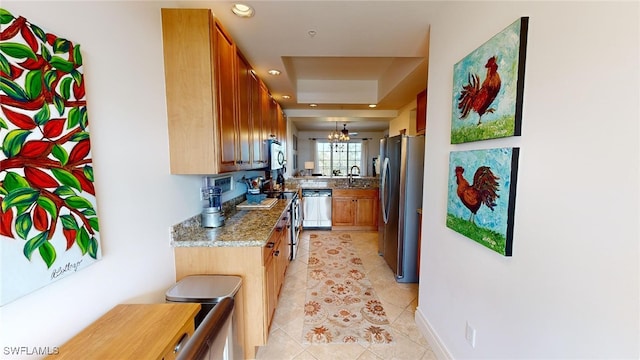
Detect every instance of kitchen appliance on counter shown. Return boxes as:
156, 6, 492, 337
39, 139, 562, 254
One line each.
202, 187, 225, 228
379, 134, 425, 283
244, 176, 264, 194
302, 188, 332, 230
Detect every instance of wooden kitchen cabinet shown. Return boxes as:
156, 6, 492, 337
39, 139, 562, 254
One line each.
250, 73, 268, 166
264, 213, 289, 328
264, 239, 277, 330
162, 9, 219, 174
276, 102, 287, 148
174, 210, 290, 359
161, 8, 278, 174
234, 50, 253, 169
213, 18, 239, 173
416, 88, 427, 135
332, 188, 379, 230
260, 81, 273, 143
49, 303, 200, 360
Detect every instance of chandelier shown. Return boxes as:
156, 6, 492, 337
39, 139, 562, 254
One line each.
328, 122, 350, 143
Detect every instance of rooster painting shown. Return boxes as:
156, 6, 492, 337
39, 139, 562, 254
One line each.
457, 56, 501, 125
454, 166, 500, 224
450, 17, 528, 144
446, 147, 520, 256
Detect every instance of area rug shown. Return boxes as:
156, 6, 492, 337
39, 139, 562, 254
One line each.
302, 232, 394, 344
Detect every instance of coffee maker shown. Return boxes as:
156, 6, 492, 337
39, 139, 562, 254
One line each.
201, 187, 224, 228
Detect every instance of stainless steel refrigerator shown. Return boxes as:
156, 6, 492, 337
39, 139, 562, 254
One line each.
379, 134, 425, 283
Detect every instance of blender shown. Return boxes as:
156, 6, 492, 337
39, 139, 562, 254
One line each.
201, 187, 225, 228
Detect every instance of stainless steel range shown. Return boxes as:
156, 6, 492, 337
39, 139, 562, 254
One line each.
265, 190, 301, 260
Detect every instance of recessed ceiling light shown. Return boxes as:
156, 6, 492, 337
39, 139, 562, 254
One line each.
368, 104, 377, 108
282, 95, 291, 99
309, 104, 318, 107
231, 3, 254, 18
267, 69, 281, 76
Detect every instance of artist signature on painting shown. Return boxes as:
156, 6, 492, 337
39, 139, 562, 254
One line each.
482, 237, 497, 246
50, 260, 83, 280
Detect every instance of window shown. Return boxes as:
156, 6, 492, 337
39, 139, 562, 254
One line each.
316, 141, 362, 176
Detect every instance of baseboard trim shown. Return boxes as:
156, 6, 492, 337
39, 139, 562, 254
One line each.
415, 306, 454, 360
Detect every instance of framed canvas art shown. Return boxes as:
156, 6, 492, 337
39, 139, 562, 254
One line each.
0, 9, 102, 305
451, 17, 529, 144
446, 147, 519, 256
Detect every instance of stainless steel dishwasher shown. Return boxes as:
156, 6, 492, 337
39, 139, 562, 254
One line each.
302, 188, 332, 230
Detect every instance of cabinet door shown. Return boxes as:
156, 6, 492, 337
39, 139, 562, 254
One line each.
214, 20, 238, 171
260, 82, 272, 143
355, 197, 377, 227
161, 9, 218, 174
264, 253, 277, 329
250, 73, 267, 166
236, 53, 252, 167
332, 197, 355, 226
277, 103, 286, 147
268, 97, 278, 140
416, 89, 427, 135
275, 226, 288, 294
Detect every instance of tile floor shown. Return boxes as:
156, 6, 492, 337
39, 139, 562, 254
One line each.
255, 230, 436, 360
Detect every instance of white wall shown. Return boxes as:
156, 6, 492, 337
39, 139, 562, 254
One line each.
389, 98, 418, 136
417, 1, 639, 359
0, 1, 203, 356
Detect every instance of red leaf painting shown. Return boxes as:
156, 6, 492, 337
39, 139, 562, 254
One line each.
0, 8, 102, 305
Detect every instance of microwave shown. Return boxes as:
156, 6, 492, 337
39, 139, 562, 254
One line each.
270, 141, 285, 170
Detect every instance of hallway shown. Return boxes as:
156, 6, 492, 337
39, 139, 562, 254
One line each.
256, 230, 435, 359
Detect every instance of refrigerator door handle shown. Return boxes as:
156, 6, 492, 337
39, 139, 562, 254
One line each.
381, 157, 390, 224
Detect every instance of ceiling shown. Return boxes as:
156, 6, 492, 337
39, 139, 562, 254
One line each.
178, 1, 435, 133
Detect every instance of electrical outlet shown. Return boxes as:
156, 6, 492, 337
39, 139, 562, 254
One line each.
465, 322, 476, 348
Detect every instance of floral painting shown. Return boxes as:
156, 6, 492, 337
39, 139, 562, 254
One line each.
451, 17, 528, 144
446, 148, 519, 256
0, 8, 101, 305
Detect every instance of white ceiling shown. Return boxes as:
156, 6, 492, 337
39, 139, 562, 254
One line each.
177, 1, 436, 132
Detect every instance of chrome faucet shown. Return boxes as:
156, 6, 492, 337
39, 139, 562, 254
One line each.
348, 165, 361, 184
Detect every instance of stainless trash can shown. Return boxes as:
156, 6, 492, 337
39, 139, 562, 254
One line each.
166, 275, 242, 328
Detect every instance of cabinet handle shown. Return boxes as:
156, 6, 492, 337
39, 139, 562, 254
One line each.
173, 332, 189, 353
274, 250, 280, 256
267, 242, 275, 248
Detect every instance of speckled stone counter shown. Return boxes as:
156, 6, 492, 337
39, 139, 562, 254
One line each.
286, 176, 379, 189
170, 198, 291, 247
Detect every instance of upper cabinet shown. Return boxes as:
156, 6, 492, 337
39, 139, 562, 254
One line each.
161, 8, 283, 174
416, 89, 427, 135
235, 51, 253, 169
250, 73, 268, 166
214, 19, 238, 173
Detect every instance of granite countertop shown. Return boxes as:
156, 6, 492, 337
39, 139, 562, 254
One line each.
286, 177, 379, 190
171, 198, 291, 248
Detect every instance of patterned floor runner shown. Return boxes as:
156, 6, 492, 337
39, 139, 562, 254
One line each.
302, 232, 394, 344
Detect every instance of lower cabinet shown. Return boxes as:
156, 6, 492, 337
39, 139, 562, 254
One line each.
332, 188, 379, 230
174, 211, 289, 359
264, 214, 288, 328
